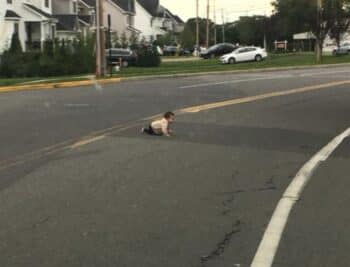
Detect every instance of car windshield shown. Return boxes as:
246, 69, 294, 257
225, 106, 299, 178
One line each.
1, 1, 349, 267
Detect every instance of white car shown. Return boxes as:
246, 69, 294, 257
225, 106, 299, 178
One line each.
220, 46, 268, 64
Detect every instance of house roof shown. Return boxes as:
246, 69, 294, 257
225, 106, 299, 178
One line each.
80, 0, 95, 8
23, 3, 53, 18
54, 15, 79, 31
5, 10, 21, 18
137, 0, 183, 23
137, 0, 159, 17
173, 15, 184, 24
81, 0, 135, 13
78, 15, 92, 25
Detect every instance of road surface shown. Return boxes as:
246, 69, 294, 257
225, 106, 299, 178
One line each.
0, 66, 350, 267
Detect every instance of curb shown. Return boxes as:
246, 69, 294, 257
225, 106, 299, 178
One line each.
0, 78, 121, 94
1, 62, 350, 93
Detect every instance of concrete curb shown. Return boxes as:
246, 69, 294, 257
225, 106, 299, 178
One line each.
1, 62, 350, 93
0, 78, 121, 93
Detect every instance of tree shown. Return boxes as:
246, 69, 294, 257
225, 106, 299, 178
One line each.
113, 31, 121, 48
180, 18, 215, 49
273, 0, 350, 62
234, 16, 266, 46
329, 0, 350, 47
129, 31, 139, 50
120, 32, 128, 48
9, 32, 22, 54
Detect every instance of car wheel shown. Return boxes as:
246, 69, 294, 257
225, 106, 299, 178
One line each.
255, 55, 263, 62
229, 58, 236, 64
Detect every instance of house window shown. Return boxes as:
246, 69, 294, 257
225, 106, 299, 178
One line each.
7, 0, 12, 4
44, 0, 49, 8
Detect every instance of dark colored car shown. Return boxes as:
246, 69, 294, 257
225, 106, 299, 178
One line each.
163, 46, 191, 56
200, 43, 237, 59
106, 48, 137, 67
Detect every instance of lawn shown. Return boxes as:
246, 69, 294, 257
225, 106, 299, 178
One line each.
1, 53, 350, 86
117, 53, 350, 77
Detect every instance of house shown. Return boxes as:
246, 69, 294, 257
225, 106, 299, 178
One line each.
0, 0, 57, 53
135, 0, 184, 41
79, 0, 140, 39
52, 0, 92, 40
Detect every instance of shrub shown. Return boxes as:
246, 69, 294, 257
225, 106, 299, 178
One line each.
136, 45, 161, 67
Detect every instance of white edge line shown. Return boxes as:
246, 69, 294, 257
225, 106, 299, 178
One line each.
251, 127, 350, 267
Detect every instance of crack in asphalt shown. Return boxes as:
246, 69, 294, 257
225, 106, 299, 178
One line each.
200, 220, 242, 267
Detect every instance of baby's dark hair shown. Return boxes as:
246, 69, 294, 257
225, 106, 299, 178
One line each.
164, 111, 175, 119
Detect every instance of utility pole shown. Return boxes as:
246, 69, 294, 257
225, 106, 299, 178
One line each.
316, 0, 322, 63
213, 0, 217, 44
206, 0, 210, 48
221, 9, 225, 43
263, 12, 267, 50
96, 0, 106, 77
196, 0, 199, 54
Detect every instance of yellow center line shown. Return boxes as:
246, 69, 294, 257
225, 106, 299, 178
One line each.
179, 80, 350, 113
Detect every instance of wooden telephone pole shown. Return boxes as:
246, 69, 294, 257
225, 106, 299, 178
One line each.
96, 0, 106, 77
213, 0, 217, 44
316, 0, 322, 63
206, 0, 210, 48
196, 0, 199, 52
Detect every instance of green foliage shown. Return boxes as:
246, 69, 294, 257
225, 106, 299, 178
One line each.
180, 18, 215, 48
0, 36, 95, 78
234, 16, 266, 46
113, 31, 122, 48
154, 33, 175, 47
120, 32, 128, 48
129, 32, 139, 50
136, 45, 161, 67
9, 32, 23, 54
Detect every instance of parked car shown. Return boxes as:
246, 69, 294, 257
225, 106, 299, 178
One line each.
105, 48, 137, 67
200, 43, 237, 59
220, 46, 268, 64
332, 43, 350, 56
163, 45, 191, 56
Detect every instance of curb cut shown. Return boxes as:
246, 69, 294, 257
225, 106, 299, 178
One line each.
1, 62, 350, 93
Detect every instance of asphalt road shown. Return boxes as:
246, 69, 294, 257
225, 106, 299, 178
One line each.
1, 66, 350, 267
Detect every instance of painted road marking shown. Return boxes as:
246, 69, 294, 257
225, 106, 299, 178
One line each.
179, 80, 350, 113
179, 75, 292, 89
251, 127, 350, 267
70, 135, 106, 149
1, 80, 349, 171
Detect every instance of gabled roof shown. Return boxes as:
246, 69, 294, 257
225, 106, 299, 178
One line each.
54, 15, 79, 31
5, 10, 21, 18
137, 0, 159, 17
173, 15, 184, 24
23, 3, 53, 18
80, 0, 95, 8
78, 15, 92, 25
81, 0, 135, 13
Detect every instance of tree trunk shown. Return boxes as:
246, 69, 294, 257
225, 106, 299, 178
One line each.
315, 38, 322, 63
